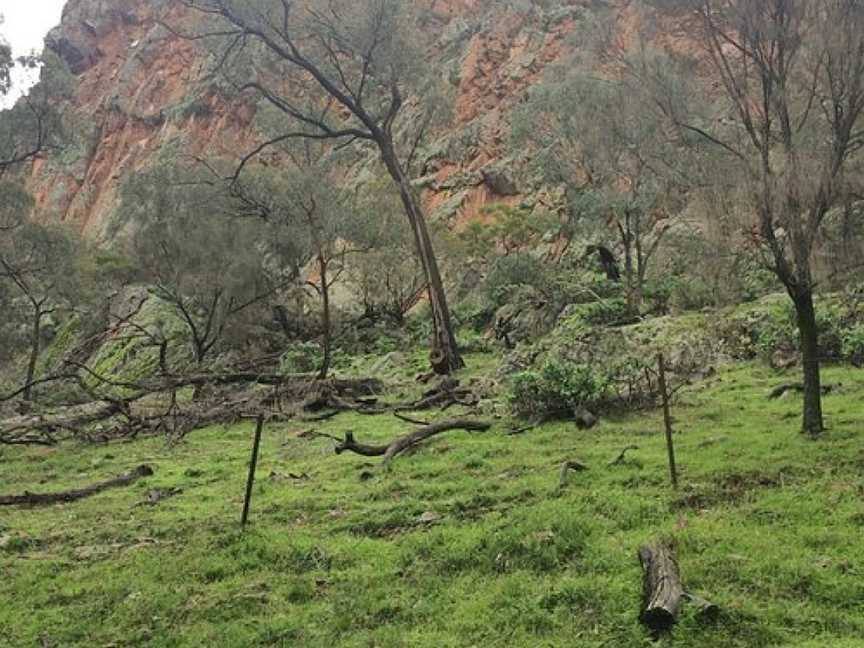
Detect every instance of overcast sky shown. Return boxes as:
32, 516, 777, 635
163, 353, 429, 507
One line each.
1, 0, 67, 107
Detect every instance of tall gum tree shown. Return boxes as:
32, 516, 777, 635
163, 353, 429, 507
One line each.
169, 0, 464, 373
639, 0, 864, 435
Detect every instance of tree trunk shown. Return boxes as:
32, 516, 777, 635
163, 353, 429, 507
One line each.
793, 288, 824, 435
318, 255, 332, 380
378, 138, 463, 374
22, 306, 43, 402
620, 219, 640, 317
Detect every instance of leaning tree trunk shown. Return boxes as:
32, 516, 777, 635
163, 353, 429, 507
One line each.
378, 139, 463, 374
22, 306, 44, 402
793, 287, 824, 435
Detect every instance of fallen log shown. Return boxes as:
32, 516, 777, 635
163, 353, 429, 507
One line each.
638, 543, 683, 633
0, 465, 154, 507
334, 419, 492, 464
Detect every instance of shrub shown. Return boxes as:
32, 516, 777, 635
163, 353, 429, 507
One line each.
485, 254, 547, 307
509, 358, 609, 418
280, 342, 323, 374
842, 324, 864, 366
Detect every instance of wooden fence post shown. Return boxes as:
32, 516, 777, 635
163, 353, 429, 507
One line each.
657, 353, 678, 489
241, 416, 264, 528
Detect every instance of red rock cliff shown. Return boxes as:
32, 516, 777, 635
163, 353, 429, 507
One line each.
24, 0, 678, 240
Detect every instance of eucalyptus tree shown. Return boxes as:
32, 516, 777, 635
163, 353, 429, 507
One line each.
122, 164, 272, 368
168, 0, 463, 373
514, 56, 689, 316
345, 177, 423, 325
638, 0, 864, 435
0, 188, 80, 401
228, 144, 365, 380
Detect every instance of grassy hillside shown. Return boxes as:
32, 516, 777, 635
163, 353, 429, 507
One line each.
2, 357, 864, 647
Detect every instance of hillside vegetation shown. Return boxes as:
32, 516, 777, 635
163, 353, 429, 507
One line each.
2, 1, 864, 646
2, 338, 864, 646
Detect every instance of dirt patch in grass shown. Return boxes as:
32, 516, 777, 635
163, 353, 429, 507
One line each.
672, 470, 787, 511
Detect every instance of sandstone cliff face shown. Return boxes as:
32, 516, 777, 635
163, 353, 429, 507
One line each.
24, 0, 670, 241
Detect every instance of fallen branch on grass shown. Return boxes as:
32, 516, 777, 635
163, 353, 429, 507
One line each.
0, 400, 125, 446
558, 460, 588, 488
393, 412, 431, 426
609, 445, 639, 466
334, 419, 492, 465
0, 465, 154, 507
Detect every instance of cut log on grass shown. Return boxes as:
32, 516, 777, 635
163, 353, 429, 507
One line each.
558, 460, 588, 488
0, 465, 154, 507
334, 419, 492, 465
638, 543, 683, 633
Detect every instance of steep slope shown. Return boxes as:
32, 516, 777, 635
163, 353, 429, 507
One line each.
23, 0, 673, 241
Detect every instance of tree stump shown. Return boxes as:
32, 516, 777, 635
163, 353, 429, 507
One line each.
638, 543, 683, 633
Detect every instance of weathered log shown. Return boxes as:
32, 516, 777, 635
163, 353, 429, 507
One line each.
335, 419, 492, 464
0, 465, 154, 507
638, 543, 684, 633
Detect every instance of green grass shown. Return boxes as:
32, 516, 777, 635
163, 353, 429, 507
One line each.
1, 360, 864, 647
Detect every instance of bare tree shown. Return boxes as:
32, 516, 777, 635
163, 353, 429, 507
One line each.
168, 0, 464, 373
645, 0, 864, 435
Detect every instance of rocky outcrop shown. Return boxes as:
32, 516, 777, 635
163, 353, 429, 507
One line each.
23, 0, 682, 240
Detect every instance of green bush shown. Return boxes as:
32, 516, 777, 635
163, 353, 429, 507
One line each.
486, 254, 547, 307
565, 298, 629, 327
509, 358, 609, 418
719, 293, 864, 364
280, 342, 323, 374
842, 324, 864, 366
